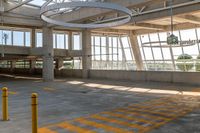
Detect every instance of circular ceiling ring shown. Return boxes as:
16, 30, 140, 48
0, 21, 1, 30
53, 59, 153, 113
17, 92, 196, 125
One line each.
40, 1, 133, 29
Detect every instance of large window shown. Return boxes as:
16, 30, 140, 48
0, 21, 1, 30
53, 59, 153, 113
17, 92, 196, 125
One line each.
138, 28, 200, 72
53, 32, 68, 49
0, 28, 30, 47
36, 32, 43, 47
72, 32, 82, 50
92, 34, 136, 70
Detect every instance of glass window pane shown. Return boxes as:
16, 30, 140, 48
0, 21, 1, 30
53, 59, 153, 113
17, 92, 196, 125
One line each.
73, 33, 81, 50
25, 32, 31, 47
143, 48, 153, 60
121, 37, 129, 48
13, 31, 24, 46
101, 36, 106, 47
95, 36, 100, 46
180, 29, 196, 41
124, 49, 132, 60
141, 34, 149, 43
152, 48, 163, 60
53, 34, 56, 48
2, 30, 12, 45
65, 34, 68, 49
150, 33, 159, 42
57, 34, 65, 49
36, 33, 42, 47
162, 48, 172, 60
159, 32, 167, 42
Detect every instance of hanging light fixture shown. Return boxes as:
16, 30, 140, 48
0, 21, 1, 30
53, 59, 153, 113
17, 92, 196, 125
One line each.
167, 0, 179, 45
167, 0, 197, 46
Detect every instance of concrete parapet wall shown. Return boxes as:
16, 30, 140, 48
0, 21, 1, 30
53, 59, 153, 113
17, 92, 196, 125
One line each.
89, 70, 200, 85
0, 68, 82, 78
1, 68, 200, 85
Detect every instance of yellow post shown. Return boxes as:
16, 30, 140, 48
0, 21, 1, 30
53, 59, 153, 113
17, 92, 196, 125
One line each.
32, 93, 38, 133
2, 87, 9, 121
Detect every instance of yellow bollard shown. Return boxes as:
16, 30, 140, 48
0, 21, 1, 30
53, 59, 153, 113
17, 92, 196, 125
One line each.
32, 93, 38, 133
2, 87, 9, 121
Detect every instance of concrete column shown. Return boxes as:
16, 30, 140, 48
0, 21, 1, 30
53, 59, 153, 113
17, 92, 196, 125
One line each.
56, 58, 63, 70
10, 61, 16, 73
129, 31, 144, 70
42, 26, 54, 81
68, 31, 72, 52
30, 60, 36, 69
31, 28, 36, 48
82, 29, 91, 78
11, 61, 16, 69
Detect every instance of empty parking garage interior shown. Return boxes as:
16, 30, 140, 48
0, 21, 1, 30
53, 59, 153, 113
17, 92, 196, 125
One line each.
1, 0, 200, 133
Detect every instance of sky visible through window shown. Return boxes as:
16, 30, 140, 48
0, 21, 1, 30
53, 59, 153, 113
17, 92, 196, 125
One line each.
139, 28, 200, 71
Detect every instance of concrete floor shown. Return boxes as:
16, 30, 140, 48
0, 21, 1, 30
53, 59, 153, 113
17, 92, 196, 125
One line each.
0, 74, 200, 133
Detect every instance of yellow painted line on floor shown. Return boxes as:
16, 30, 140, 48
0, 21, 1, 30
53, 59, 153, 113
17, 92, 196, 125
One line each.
38, 128, 57, 133
116, 108, 171, 121
102, 111, 156, 125
43, 87, 56, 92
129, 100, 178, 110
128, 103, 190, 117
8, 91, 18, 95
57, 122, 96, 133
128, 106, 182, 118
75, 118, 132, 133
90, 114, 144, 132
143, 108, 193, 133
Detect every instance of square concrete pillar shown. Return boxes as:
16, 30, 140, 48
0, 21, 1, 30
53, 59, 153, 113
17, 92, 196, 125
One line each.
42, 26, 54, 82
82, 29, 91, 78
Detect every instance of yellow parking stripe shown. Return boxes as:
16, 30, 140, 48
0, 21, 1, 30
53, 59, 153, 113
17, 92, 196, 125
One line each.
90, 114, 144, 131
8, 91, 18, 95
116, 108, 171, 121
102, 112, 156, 125
38, 128, 57, 133
75, 118, 132, 133
57, 122, 96, 133
43, 87, 56, 92
129, 104, 190, 118
129, 101, 178, 110
129, 106, 191, 117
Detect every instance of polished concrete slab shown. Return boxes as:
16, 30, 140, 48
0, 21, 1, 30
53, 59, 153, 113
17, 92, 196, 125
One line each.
0, 75, 200, 133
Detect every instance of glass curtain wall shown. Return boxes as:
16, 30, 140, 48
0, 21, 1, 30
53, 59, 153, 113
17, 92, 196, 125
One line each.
91, 34, 136, 70
138, 28, 200, 72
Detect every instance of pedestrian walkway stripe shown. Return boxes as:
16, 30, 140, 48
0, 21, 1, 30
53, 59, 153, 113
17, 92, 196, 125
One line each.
102, 111, 156, 125
58, 122, 96, 133
90, 114, 144, 131
38, 128, 57, 133
75, 118, 132, 133
38, 95, 200, 133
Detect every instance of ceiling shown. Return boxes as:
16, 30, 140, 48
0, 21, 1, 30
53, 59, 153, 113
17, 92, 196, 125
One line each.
0, 0, 200, 34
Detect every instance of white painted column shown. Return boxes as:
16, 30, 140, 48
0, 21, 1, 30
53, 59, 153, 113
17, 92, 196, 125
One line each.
129, 32, 144, 70
82, 29, 91, 78
42, 26, 54, 81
